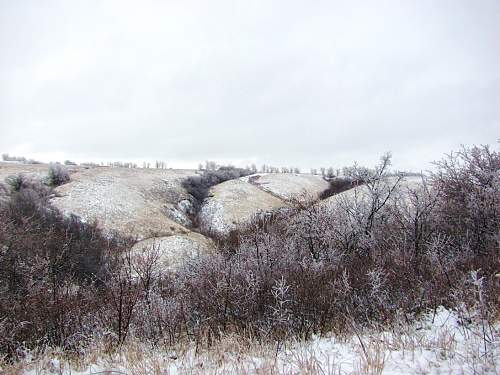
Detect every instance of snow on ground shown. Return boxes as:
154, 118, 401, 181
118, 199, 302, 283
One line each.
244, 173, 330, 200
321, 176, 426, 210
17, 307, 499, 374
1, 162, 217, 268
0, 162, 199, 239
130, 232, 214, 271
199, 179, 286, 235
50, 166, 197, 239
0, 161, 78, 182
199, 174, 332, 236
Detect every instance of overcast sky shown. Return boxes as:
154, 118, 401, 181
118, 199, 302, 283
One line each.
0, 0, 499, 171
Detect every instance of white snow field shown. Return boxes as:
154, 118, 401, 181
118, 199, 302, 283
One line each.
245, 173, 330, 200
0, 162, 199, 239
51, 166, 197, 239
198, 178, 286, 234
199, 173, 332, 235
17, 307, 499, 374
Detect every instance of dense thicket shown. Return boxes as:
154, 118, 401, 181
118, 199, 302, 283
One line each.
0, 177, 130, 355
0, 144, 498, 359
177, 147, 499, 342
319, 177, 361, 199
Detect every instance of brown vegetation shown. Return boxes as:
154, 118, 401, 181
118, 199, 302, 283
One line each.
0, 143, 498, 366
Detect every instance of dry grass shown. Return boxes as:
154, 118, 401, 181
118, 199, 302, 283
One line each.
3, 310, 498, 375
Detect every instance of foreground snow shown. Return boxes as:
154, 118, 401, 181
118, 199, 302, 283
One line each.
12, 307, 499, 374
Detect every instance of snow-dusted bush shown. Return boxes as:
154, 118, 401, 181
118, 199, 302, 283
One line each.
5, 174, 51, 196
431, 144, 500, 255
47, 162, 70, 186
5, 174, 28, 192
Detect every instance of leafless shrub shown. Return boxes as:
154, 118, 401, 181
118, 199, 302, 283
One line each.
173, 146, 499, 345
431, 144, 500, 255
0, 181, 130, 357
47, 162, 70, 186
103, 251, 142, 346
5, 174, 51, 197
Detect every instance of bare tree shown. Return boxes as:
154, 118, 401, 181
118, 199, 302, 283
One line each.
205, 160, 218, 171
108, 250, 141, 346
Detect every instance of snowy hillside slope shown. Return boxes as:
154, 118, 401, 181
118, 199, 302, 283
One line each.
246, 173, 329, 200
0, 161, 78, 181
50, 166, 197, 239
199, 178, 286, 234
130, 232, 215, 271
